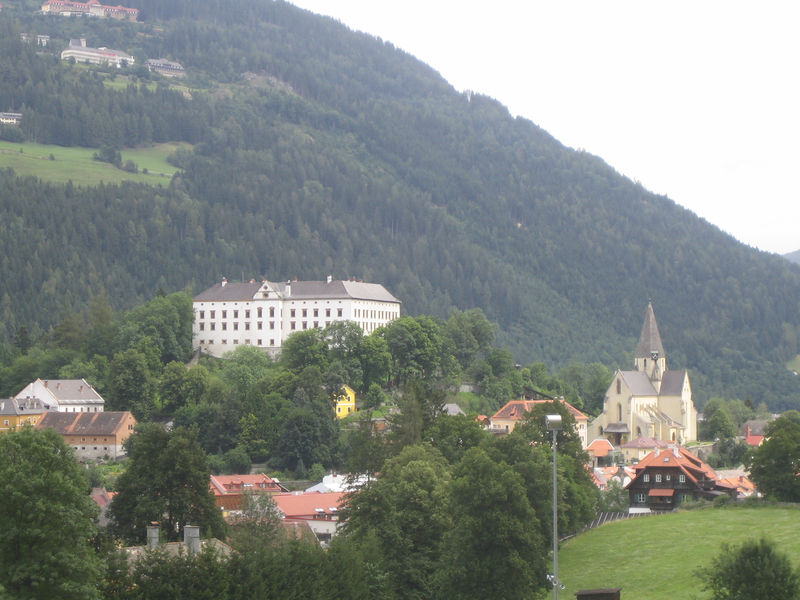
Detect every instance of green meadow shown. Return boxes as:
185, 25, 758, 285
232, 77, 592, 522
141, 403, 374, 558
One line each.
558, 505, 800, 600
0, 140, 190, 186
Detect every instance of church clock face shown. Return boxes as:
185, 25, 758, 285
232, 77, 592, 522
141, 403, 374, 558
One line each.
651, 351, 659, 361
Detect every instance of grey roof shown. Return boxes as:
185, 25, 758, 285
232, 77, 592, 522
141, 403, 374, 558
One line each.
0, 397, 47, 416
277, 280, 400, 303
635, 302, 665, 359
660, 370, 688, 396
194, 279, 400, 304
21, 379, 103, 402
619, 371, 658, 396
442, 403, 465, 416
194, 281, 261, 302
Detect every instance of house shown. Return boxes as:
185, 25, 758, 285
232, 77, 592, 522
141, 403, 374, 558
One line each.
0, 396, 48, 433
586, 438, 615, 467
0, 112, 22, 124
209, 473, 287, 512
61, 38, 134, 68
619, 436, 670, 463
36, 410, 136, 460
715, 469, 758, 499
590, 303, 698, 446
272, 491, 344, 546
15, 378, 104, 412
592, 465, 634, 490
41, 0, 138, 21
144, 58, 185, 77
90, 487, 116, 527
740, 420, 768, 446
625, 445, 736, 512
489, 398, 589, 447
334, 385, 357, 419
192, 276, 401, 358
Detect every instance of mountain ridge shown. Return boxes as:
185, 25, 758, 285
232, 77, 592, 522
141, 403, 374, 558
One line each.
1, 0, 800, 408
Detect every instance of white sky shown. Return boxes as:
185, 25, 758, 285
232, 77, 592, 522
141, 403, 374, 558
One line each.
291, 1, 800, 254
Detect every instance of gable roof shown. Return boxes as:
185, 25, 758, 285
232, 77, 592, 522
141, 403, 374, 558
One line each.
620, 436, 670, 449
629, 446, 721, 489
18, 379, 103, 403
36, 411, 134, 436
272, 492, 345, 519
618, 371, 658, 396
491, 398, 589, 423
660, 370, 688, 395
0, 396, 47, 416
586, 438, 615, 457
635, 302, 665, 359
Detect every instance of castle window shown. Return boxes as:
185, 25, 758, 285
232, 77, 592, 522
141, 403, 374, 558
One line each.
234, 310, 238, 318
258, 322, 263, 330
245, 310, 250, 318
269, 307, 275, 317
199, 323, 204, 331
302, 309, 307, 317
337, 308, 343, 317
210, 311, 215, 318
199, 311, 205, 319
326, 309, 331, 317
291, 309, 296, 318
222, 310, 227, 318
257, 307, 263, 318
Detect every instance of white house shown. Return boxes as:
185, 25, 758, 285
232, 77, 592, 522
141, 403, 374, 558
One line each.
193, 276, 401, 358
61, 38, 134, 68
15, 378, 105, 413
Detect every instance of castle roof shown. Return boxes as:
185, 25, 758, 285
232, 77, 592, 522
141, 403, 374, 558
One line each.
194, 278, 400, 304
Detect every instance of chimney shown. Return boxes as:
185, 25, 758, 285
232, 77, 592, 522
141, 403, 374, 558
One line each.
326, 274, 332, 284
57, 382, 61, 390
146, 523, 160, 549
44, 380, 48, 388
285, 281, 291, 298
221, 277, 227, 287
183, 525, 200, 555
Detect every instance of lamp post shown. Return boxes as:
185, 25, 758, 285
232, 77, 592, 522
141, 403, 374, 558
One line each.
546, 414, 563, 600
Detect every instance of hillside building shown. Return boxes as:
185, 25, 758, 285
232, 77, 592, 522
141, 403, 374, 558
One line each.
193, 276, 401, 358
489, 398, 589, 447
144, 58, 185, 77
15, 378, 105, 413
61, 38, 134, 68
590, 303, 697, 446
0, 396, 48, 433
42, 0, 138, 20
36, 410, 136, 460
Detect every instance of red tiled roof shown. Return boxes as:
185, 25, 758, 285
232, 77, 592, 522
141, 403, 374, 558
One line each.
272, 492, 345, 519
632, 446, 719, 487
587, 438, 614, 457
491, 399, 589, 422
620, 436, 670, 449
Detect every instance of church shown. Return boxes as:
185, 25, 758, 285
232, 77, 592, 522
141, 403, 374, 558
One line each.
590, 303, 697, 446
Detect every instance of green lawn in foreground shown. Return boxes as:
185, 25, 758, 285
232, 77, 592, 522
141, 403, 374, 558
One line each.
0, 140, 190, 186
559, 505, 800, 600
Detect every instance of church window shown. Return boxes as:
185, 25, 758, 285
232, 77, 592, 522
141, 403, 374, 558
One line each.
616, 379, 621, 394
617, 403, 622, 421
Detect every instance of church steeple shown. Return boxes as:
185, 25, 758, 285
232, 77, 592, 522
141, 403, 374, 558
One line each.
634, 302, 667, 385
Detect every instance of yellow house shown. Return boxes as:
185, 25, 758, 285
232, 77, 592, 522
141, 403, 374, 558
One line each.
0, 397, 48, 433
334, 385, 357, 419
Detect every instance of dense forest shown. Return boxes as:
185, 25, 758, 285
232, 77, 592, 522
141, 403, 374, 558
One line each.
1, 0, 800, 409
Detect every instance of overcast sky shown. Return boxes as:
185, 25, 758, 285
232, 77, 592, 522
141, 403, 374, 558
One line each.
291, 1, 799, 255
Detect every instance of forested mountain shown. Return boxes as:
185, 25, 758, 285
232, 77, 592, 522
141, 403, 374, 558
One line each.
784, 250, 800, 265
2, 0, 800, 409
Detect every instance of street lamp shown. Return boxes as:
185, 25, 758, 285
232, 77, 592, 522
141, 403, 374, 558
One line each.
546, 414, 563, 600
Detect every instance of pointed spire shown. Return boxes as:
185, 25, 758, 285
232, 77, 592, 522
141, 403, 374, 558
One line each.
635, 302, 665, 360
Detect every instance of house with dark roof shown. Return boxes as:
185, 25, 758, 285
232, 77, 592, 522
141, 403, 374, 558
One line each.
0, 396, 48, 433
36, 411, 136, 460
193, 276, 401, 358
489, 398, 589, 447
15, 378, 105, 412
625, 445, 736, 511
590, 303, 698, 446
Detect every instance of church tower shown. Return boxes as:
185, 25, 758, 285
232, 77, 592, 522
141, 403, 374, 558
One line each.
634, 302, 667, 391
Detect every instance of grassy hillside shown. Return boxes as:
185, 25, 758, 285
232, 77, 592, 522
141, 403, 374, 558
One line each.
0, 141, 187, 185
559, 505, 800, 599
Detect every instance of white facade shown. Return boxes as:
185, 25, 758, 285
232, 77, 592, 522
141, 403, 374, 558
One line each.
15, 378, 105, 413
61, 38, 134, 67
193, 277, 401, 358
